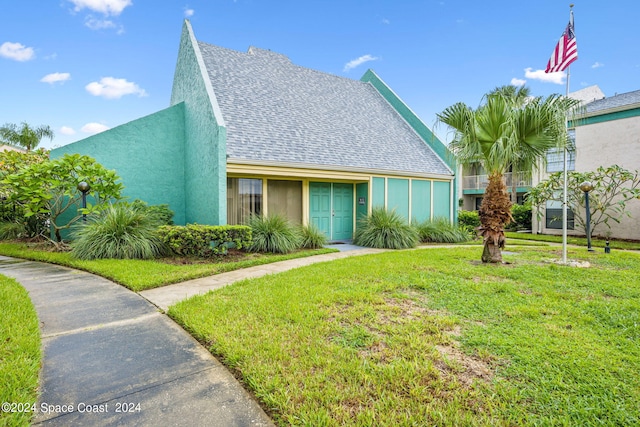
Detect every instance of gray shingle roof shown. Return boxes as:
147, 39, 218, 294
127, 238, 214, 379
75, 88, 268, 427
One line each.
585, 89, 640, 114
197, 41, 452, 176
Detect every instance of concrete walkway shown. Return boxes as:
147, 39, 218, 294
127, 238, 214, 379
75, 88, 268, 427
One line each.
0, 256, 274, 427
140, 247, 385, 311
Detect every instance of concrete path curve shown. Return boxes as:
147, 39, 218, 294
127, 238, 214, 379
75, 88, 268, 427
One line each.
0, 256, 274, 427
140, 248, 385, 311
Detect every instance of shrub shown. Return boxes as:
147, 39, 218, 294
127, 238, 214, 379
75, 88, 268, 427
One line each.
458, 210, 481, 233
299, 222, 328, 249
354, 208, 418, 249
247, 214, 301, 254
131, 199, 174, 225
508, 204, 532, 231
159, 224, 252, 257
0, 222, 26, 240
70, 203, 167, 260
414, 217, 472, 243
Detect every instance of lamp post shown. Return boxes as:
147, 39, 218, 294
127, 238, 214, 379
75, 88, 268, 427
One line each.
77, 181, 91, 222
579, 181, 595, 252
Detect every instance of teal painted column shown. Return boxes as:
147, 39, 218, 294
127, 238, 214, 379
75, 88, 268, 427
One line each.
171, 20, 227, 225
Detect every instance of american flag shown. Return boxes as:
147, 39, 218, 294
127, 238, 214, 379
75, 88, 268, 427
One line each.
545, 11, 578, 73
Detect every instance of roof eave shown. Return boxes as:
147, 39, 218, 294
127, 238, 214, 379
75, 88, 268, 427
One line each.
227, 158, 454, 180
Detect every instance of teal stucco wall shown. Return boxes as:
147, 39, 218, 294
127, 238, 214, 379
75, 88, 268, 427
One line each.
387, 178, 409, 220
411, 179, 431, 222
372, 177, 385, 208
171, 20, 227, 225
433, 181, 451, 219
356, 183, 368, 221
51, 104, 187, 225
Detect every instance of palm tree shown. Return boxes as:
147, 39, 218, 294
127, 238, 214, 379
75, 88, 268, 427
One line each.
490, 85, 531, 203
0, 122, 54, 151
438, 89, 579, 263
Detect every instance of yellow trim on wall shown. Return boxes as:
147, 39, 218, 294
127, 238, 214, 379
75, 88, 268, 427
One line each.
228, 163, 371, 181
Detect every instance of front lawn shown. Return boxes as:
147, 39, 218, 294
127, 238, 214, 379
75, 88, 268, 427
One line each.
0, 275, 41, 427
169, 246, 640, 426
0, 243, 337, 291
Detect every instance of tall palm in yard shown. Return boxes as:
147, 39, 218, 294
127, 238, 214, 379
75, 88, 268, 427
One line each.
490, 85, 531, 203
438, 88, 579, 263
0, 122, 54, 151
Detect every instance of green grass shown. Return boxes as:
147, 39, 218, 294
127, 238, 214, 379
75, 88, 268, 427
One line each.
506, 231, 640, 250
0, 243, 337, 292
0, 275, 41, 427
169, 246, 640, 426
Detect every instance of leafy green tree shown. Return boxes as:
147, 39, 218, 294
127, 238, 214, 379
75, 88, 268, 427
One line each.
0, 122, 54, 151
527, 165, 640, 240
438, 89, 580, 263
0, 149, 50, 235
2, 154, 124, 242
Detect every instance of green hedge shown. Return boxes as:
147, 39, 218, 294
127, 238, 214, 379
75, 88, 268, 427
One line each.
159, 224, 252, 257
508, 204, 532, 231
458, 210, 480, 233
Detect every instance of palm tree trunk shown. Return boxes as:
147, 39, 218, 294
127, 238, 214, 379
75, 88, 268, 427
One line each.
478, 173, 512, 263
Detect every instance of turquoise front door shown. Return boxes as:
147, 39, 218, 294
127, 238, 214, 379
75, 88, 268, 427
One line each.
309, 182, 354, 241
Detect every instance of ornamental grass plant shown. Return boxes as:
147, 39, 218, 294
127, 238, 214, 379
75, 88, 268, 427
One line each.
414, 217, 473, 243
299, 222, 328, 249
247, 214, 302, 254
353, 207, 418, 249
71, 203, 167, 260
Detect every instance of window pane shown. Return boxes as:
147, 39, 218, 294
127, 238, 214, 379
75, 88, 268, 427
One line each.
227, 178, 262, 225
267, 180, 302, 224
546, 148, 575, 172
545, 208, 574, 230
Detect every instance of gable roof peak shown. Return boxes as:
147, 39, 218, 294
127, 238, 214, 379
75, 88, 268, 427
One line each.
247, 46, 291, 64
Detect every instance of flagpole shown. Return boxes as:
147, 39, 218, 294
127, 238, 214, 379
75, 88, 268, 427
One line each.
562, 63, 570, 264
561, 4, 575, 264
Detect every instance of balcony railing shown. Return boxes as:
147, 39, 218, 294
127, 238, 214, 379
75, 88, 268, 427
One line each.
462, 172, 532, 191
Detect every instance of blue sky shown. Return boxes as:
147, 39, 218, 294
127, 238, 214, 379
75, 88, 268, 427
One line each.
1, 0, 639, 150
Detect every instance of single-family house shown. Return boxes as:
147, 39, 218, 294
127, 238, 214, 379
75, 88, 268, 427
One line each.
52, 21, 455, 240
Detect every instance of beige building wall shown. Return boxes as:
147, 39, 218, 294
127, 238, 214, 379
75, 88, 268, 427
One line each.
533, 114, 640, 241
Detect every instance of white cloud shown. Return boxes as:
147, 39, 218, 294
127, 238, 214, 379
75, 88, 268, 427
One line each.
60, 126, 76, 135
381, 18, 390, 24
184, 8, 194, 17
343, 54, 379, 72
85, 77, 147, 99
0, 42, 35, 61
510, 78, 526, 87
85, 16, 116, 30
591, 62, 604, 69
41, 72, 71, 84
68, 0, 132, 16
81, 123, 110, 134
524, 67, 565, 84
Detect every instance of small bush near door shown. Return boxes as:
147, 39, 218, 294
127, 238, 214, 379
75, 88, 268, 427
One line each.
354, 208, 418, 249
299, 222, 328, 249
247, 214, 302, 254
